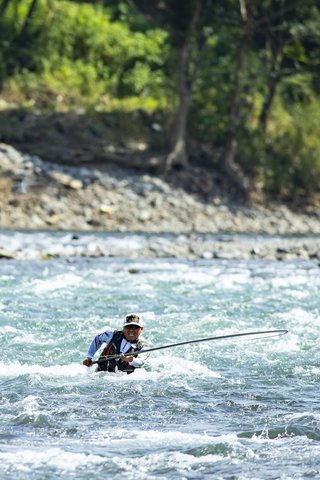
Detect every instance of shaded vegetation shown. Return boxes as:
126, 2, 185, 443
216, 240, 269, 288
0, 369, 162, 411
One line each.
0, 0, 320, 202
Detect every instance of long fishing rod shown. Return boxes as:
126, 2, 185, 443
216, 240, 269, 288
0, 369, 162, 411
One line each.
92, 329, 288, 364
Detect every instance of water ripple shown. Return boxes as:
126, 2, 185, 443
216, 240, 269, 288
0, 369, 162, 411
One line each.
0, 247, 319, 479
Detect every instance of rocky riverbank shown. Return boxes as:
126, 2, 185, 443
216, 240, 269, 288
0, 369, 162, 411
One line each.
0, 230, 320, 262
0, 143, 320, 261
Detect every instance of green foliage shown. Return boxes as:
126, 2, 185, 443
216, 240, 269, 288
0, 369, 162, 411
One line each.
188, 31, 234, 145
231, 70, 320, 199
0, 0, 168, 108
0, 0, 49, 76
262, 98, 320, 197
0, 0, 319, 201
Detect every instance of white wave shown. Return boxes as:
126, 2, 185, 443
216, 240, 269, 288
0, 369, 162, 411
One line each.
0, 325, 17, 333
0, 302, 7, 310
279, 309, 320, 339
16, 394, 42, 405
271, 275, 310, 288
285, 411, 320, 422
281, 308, 319, 323
289, 290, 310, 299
293, 365, 320, 376
114, 450, 223, 471
81, 355, 222, 385
14, 394, 44, 414
216, 272, 252, 289
238, 332, 298, 354
0, 447, 105, 472
0, 361, 85, 378
0, 356, 220, 383
87, 431, 253, 477
90, 428, 244, 465
106, 429, 238, 447
177, 270, 220, 285
149, 355, 222, 379
10, 332, 47, 345
29, 272, 83, 293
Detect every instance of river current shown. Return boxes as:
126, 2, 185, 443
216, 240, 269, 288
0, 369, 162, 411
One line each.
0, 232, 319, 479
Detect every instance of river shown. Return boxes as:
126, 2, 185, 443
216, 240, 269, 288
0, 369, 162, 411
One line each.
0, 232, 319, 479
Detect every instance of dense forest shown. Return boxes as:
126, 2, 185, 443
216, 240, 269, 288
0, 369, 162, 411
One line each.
0, 0, 320, 202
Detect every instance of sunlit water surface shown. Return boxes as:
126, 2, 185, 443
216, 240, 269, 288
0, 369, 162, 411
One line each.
0, 233, 319, 479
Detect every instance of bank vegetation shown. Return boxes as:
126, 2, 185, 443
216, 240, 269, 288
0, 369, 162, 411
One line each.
0, 0, 320, 205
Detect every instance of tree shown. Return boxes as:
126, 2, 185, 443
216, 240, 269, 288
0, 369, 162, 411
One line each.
118, 0, 214, 171
257, 0, 320, 130
0, 0, 44, 79
221, 0, 320, 196
161, 0, 206, 171
222, 0, 252, 196
0, 0, 11, 16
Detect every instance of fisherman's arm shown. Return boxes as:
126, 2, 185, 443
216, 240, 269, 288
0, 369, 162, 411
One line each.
83, 331, 113, 366
120, 350, 150, 368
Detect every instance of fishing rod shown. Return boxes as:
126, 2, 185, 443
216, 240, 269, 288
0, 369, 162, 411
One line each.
92, 329, 288, 364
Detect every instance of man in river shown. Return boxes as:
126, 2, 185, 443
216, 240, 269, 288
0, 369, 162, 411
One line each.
82, 313, 147, 373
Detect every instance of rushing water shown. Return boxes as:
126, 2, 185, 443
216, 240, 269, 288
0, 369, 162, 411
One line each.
0, 232, 319, 480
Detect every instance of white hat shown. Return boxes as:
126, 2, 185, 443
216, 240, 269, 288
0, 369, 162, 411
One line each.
123, 313, 144, 328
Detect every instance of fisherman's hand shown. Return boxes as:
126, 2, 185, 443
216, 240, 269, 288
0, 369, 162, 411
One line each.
83, 358, 93, 367
120, 354, 134, 363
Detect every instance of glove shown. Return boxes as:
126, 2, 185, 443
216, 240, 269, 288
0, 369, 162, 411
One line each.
83, 358, 93, 367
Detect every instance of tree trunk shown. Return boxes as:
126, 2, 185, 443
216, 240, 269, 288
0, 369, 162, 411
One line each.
19, 0, 39, 37
0, 0, 11, 17
163, 40, 192, 171
222, 33, 250, 196
163, 0, 203, 172
259, 47, 282, 131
